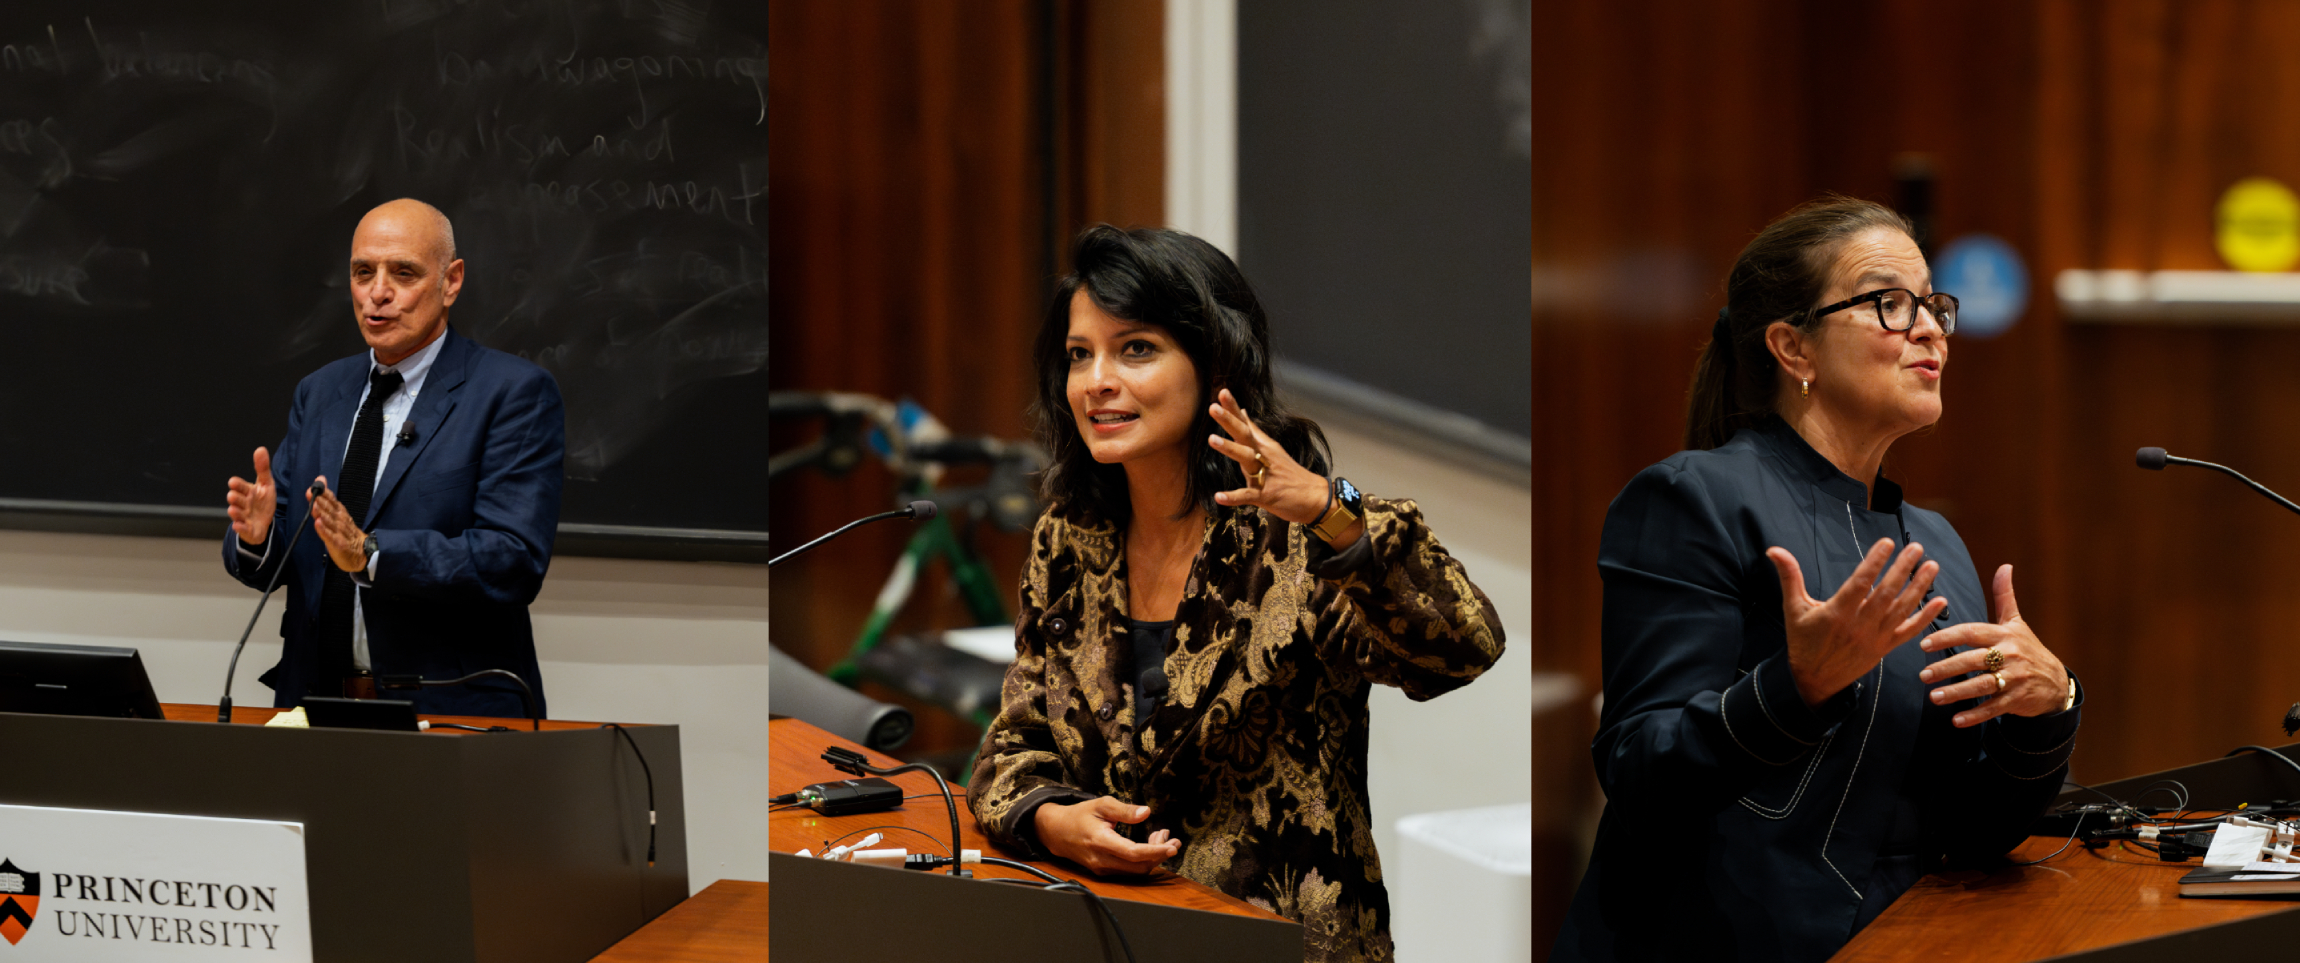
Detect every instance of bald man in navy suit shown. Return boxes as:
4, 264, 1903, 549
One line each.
224, 198, 565, 718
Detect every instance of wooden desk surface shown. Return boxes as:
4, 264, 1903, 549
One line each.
160, 701, 637, 732
768, 717, 1289, 922
591, 879, 768, 963
1832, 835, 2300, 962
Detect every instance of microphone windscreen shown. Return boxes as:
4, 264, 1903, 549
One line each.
908, 500, 939, 520
2136, 447, 2169, 471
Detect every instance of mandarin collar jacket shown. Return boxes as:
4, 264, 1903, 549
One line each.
1555, 417, 2082, 963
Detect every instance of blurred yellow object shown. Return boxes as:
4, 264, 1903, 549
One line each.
263, 706, 309, 728
2216, 177, 2300, 272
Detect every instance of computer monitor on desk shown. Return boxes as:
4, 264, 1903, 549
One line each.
0, 639, 166, 719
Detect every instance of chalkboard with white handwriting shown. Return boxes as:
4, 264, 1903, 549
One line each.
0, 0, 768, 547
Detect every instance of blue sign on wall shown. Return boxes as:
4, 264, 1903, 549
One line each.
1933, 234, 2029, 339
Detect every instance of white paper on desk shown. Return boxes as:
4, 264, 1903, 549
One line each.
2231, 874, 2300, 881
2203, 824, 2272, 869
2239, 861, 2300, 872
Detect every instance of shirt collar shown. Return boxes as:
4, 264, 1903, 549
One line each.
1755, 415, 1904, 513
371, 328, 447, 387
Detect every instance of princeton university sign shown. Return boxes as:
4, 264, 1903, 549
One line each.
0, 805, 311, 961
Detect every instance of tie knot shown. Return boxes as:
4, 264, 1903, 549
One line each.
370, 368, 405, 395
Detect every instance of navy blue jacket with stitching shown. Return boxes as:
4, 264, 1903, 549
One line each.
1553, 417, 2081, 962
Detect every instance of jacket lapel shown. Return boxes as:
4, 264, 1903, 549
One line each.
318, 361, 366, 486
365, 330, 469, 527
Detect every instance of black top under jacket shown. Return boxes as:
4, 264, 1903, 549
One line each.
1553, 416, 2082, 963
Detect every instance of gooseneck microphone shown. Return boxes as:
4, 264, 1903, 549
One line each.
769, 500, 938, 568
218, 480, 328, 723
2136, 447, 2300, 517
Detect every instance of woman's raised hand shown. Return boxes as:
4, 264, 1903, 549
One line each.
1767, 539, 1947, 707
1918, 564, 2069, 727
1207, 389, 1350, 539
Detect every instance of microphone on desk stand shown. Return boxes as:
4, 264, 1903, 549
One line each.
768, 500, 937, 568
217, 480, 328, 723
2137, 447, 2300, 736
2136, 447, 2300, 516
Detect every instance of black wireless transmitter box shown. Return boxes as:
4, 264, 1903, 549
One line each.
802, 777, 904, 815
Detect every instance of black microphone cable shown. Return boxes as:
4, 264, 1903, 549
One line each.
2227, 744, 2300, 779
787, 774, 1140, 962
821, 745, 968, 877
219, 480, 328, 723
979, 872, 1139, 963
378, 668, 542, 730
597, 723, 658, 868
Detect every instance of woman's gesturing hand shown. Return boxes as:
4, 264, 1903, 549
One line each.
1207, 389, 1360, 545
1768, 539, 1947, 707
1918, 564, 2069, 727
1034, 796, 1182, 876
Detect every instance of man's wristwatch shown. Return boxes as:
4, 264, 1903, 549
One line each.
1307, 476, 1363, 544
362, 533, 379, 559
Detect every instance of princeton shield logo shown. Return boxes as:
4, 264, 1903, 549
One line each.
0, 859, 36, 945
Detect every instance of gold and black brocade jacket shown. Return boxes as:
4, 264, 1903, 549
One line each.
968, 495, 1505, 963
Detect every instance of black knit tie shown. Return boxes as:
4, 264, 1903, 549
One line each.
318, 368, 404, 680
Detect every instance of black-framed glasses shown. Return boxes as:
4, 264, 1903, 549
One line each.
1811, 288, 1958, 336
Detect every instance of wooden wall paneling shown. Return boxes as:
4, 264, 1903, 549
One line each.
1069, 0, 1166, 236
769, 1, 1048, 758
770, 0, 1168, 765
1531, 0, 1813, 686
2054, 0, 2300, 780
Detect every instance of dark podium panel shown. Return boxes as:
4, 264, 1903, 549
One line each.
0, 710, 686, 963
768, 852, 1301, 962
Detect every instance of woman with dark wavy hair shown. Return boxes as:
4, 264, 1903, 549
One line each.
968, 224, 1505, 962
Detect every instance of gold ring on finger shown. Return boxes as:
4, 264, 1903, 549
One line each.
1992, 670, 2007, 693
1982, 647, 2006, 672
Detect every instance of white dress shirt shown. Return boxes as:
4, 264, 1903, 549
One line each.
344, 333, 446, 670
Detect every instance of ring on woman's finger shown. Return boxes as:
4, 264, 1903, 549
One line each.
1982, 647, 2006, 672
1992, 670, 2007, 693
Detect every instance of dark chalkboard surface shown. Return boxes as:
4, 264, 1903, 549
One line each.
0, 0, 767, 555
1239, 0, 1530, 463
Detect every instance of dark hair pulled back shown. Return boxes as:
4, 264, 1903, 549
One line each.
1031, 225, 1329, 526
1684, 195, 1915, 450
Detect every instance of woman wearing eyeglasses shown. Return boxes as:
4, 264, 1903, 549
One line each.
1553, 196, 2082, 963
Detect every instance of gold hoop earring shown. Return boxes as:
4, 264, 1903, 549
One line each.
1800, 379, 1810, 398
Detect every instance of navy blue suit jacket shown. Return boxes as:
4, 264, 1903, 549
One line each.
223, 327, 565, 718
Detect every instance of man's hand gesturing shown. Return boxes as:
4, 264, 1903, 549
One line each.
226, 447, 278, 547
309, 477, 370, 574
